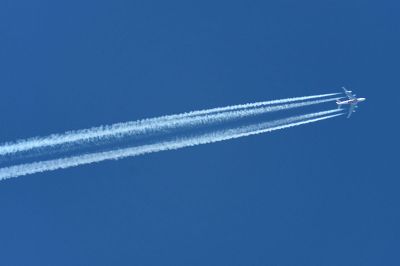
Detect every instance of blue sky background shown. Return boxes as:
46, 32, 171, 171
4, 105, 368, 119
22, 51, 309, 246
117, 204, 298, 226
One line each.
0, 1, 399, 265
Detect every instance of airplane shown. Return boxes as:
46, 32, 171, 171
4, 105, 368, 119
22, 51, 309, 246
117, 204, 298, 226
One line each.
336, 87, 366, 118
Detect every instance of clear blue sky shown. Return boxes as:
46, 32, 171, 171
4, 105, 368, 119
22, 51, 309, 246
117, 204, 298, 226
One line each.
0, 1, 399, 265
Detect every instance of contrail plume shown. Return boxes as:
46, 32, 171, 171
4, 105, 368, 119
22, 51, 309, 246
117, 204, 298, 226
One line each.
0, 109, 343, 181
173, 92, 340, 116
0, 97, 338, 157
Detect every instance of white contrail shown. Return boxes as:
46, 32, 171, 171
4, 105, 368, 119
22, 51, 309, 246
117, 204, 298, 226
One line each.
174, 92, 340, 115
0, 96, 339, 157
0, 109, 343, 181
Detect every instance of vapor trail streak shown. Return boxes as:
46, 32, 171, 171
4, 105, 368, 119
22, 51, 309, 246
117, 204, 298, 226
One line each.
173, 92, 340, 116
0, 109, 342, 180
0, 96, 338, 157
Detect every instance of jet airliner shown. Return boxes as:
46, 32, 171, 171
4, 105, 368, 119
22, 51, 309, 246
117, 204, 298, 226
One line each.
336, 87, 366, 118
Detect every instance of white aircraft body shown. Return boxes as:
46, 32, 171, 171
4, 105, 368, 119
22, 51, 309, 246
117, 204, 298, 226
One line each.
336, 87, 366, 118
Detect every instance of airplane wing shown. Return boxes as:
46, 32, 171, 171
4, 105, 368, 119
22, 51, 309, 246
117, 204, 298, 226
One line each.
347, 104, 356, 118
342, 87, 355, 100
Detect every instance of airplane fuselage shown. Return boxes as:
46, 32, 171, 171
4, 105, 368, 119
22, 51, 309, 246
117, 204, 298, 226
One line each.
336, 97, 366, 105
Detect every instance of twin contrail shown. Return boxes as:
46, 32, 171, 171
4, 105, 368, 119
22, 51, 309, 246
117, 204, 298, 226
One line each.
0, 93, 339, 157
0, 93, 343, 181
0, 109, 343, 180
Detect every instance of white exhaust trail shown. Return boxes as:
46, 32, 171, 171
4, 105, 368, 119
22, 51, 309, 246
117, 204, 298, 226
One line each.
0, 109, 343, 181
174, 92, 340, 116
0, 96, 338, 157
